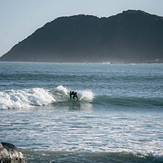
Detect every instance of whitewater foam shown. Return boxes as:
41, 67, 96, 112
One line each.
0, 88, 55, 109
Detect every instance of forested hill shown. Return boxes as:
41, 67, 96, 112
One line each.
1, 10, 163, 63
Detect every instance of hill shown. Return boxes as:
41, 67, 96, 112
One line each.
1, 10, 163, 63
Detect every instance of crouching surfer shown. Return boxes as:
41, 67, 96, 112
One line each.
70, 91, 79, 101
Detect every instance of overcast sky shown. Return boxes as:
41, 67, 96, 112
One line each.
1, 0, 163, 57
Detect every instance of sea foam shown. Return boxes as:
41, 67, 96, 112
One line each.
0, 88, 55, 109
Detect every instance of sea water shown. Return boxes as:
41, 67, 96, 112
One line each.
0, 62, 163, 162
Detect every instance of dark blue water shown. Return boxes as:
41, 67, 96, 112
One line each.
0, 62, 163, 162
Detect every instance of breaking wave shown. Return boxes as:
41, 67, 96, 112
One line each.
1, 85, 162, 110
0, 86, 94, 109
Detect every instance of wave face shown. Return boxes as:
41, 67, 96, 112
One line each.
0, 86, 94, 109
52, 85, 94, 102
94, 95, 163, 108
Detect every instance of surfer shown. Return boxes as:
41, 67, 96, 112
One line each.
70, 91, 79, 100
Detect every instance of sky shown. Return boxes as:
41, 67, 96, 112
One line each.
1, 0, 163, 57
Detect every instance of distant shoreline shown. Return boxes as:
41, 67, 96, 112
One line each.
0, 61, 162, 64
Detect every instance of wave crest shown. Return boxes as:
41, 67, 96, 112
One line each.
51, 85, 94, 103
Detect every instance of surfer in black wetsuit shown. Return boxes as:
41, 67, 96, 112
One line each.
70, 91, 79, 100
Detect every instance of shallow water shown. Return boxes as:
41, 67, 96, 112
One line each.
0, 62, 163, 162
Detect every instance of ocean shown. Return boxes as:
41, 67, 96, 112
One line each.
0, 62, 163, 163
